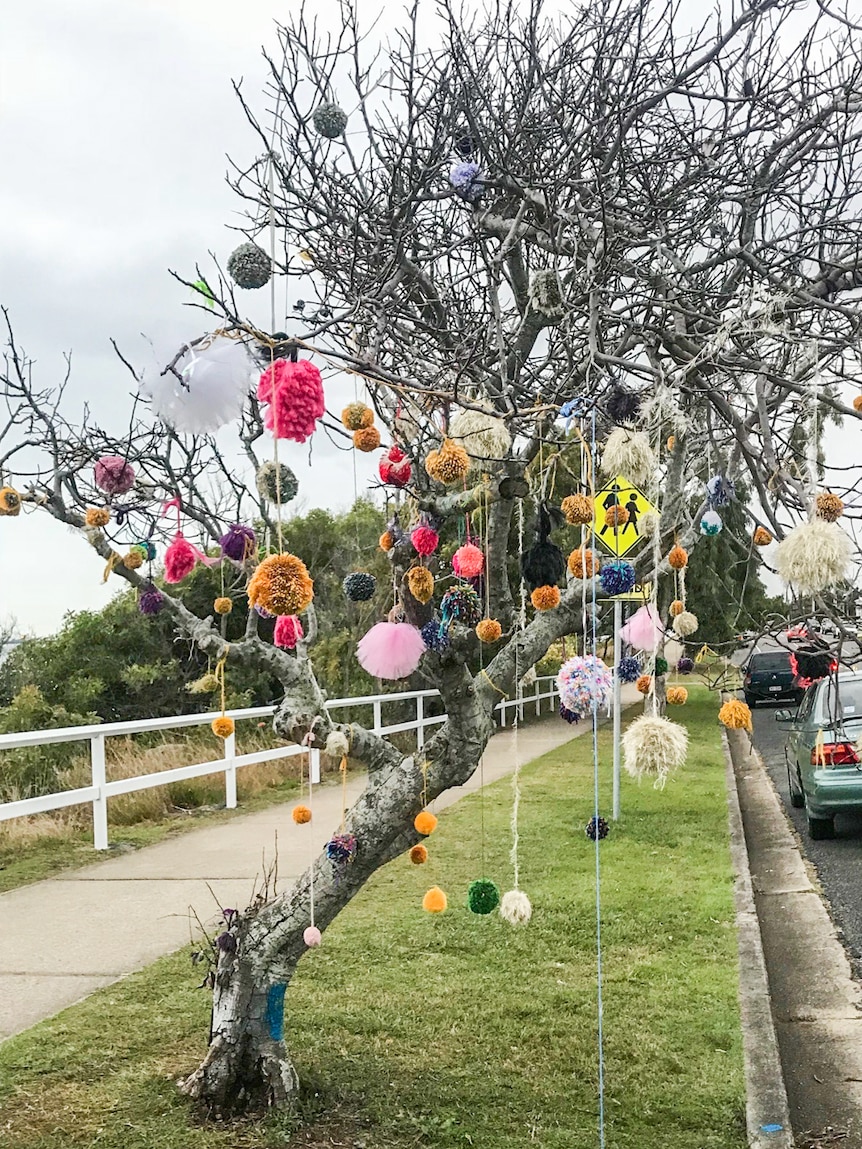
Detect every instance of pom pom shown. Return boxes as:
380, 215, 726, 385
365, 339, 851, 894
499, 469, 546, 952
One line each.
248, 554, 314, 616
719, 698, 753, 732
303, 925, 322, 947
560, 703, 581, 724
227, 242, 271, 289
187, 673, 219, 695
357, 622, 425, 679
440, 585, 482, 627
666, 435, 676, 451
258, 359, 325, 444
672, 610, 699, 637
411, 522, 440, 557
620, 604, 663, 652
414, 810, 438, 836
467, 878, 500, 915
677, 657, 694, 674
706, 474, 735, 507
85, 507, 110, 528
600, 428, 654, 485
212, 716, 235, 739
325, 729, 350, 758
528, 269, 565, 318
668, 545, 688, 570
255, 461, 298, 504
522, 541, 566, 591
815, 492, 844, 522
164, 531, 198, 582
854, 395, 862, 413
791, 649, 834, 683
353, 426, 381, 452
122, 549, 144, 571
476, 618, 502, 643
604, 504, 629, 528
130, 542, 153, 565
775, 519, 852, 593
605, 384, 642, 426
655, 657, 668, 676
622, 714, 688, 788
410, 844, 428, 865
753, 526, 772, 546
142, 336, 254, 434
670, 600, 684, 617
499, 889, 532, 925
274, 614, 304, 649
448, 407, 511, 469
326, 832, 358, 867
586, 815, 609, 841
449, 162, 484, 202
561, 494, 594, 525
220, 524, 256, 561
425, 438, 469, 484
636, 674, 652, 695
452, 542, 485, 579
568, 548, 597, 579
379, 444, 412, 488
423, 886, 448, 913
617, 655, 641, 683
531, 584, 561, 611
421, 619, 450, 652
313, 102, 348, 138
666, 686, 688, 705
292, 804, 312, 824
214, 597, 233, 615
0, 486, 21, 516
599, 560, 636, 596
557, 655, 613, 717
138, 584, 165, 615
343, 572, 377, 601
407, 566, 434, 604
94, 455, 135, 495
700, 509, 723, 536
379, 530, 394, 551
639, 510, 660, 538
341, 401, 374, 430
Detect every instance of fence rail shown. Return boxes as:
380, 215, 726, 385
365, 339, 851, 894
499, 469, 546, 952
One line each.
0, 677, 559, 849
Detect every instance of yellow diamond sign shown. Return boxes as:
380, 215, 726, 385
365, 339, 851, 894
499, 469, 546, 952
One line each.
592, 475, 657, 558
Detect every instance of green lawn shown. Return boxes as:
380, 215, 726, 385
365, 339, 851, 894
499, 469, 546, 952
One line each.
0, 688, 745, 1148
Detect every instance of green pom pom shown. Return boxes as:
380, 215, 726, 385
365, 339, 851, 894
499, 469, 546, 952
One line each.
467, 878, 500, 915
655, 657, 668, 676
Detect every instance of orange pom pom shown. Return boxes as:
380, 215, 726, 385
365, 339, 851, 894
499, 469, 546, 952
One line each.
670, 600, 684, 617
379, 530, 394, 552
414, 810, 438, 836
341, 401, 374, 431
122, 549, 144, 570
666, 435, 675, 451
292, 804, 312, 824
815, 491, 844, 522
561, 493, 593, 525
247, 553, 314, 616
531, 584, 561, 611
668, 545, 688, 570
85, 507, 110, 528
854, 395, 862, 413
476, 618, 503, 643
422, 886, 447, 913
666, 686, 688, 705
407, 566, 434, 604
425, 438, 469, 485
567, 548, 596, 579
214, 596, 233, 615
353, 426, 381, 452
211, 716, 235, 739
604, 504, 629, 528
0, 486, 22, 517
410, 844, 428, 865
753, 526, 772, 546
719, 698, 752, 732
636, 674, 652, 695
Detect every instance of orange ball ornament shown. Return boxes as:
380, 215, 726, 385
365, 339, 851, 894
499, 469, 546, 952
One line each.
85, 507, 110, 528
410, 844, 428, 865
407, 566, 434, 604
531, 584, 561, 611
424, 439, 469, 485
753, 526, 772, 546
476, 618, 503, 643
567, 548, 596, 579
719, 698, 753, 733
341, 402, 374, 431
211, 716, 235, 739
666, 686, 688, 705
668, 545, 688, 570
636, 674, 652, 695
214, 596, 233, 615
414, 810, 438, 836
379, 530, 394, 552
670, 600, 684, 617
604, 505, 629, 528
353, 426, 381, 452
422, 886, 447, 913
815, 492, 844, 522
666, 435, 676, 451
854, 395, 862, 413
561, 493, 593, 525
247, 553, 314, 617
0, 486, 21, 517
292, 804, 312, 824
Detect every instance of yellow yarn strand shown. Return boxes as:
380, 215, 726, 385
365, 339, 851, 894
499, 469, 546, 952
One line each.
101, 552, 122, 583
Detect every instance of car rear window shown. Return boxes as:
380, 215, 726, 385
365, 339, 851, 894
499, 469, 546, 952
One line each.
818, 678, 862, 722
750, 653, 791, 671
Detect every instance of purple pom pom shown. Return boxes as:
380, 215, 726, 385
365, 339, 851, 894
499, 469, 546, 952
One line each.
220, 524, 256, 561
449, 161, 484, 202
139, 584, 164, 615
677, 656, 694, 675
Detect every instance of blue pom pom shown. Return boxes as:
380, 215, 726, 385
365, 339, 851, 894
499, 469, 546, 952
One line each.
421, 619, 450, 652
616, 655, 642, 683
585, 815, 609, 841
343, 572, 377, 601
559, 703, 581, 724
449, 161, 484, 202
440, 585, 482, 627
706, 474, 735, 507
599, 560, 636, 596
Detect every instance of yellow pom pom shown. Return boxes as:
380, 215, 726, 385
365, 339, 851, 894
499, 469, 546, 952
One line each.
636, 674, 652, 695
211, 716, 235, 739
292, 804, 312, 824
531, 584, 560, 611
214, 597, 233, 615
719, 698, 753, 733
815, 492, 844, 522
670, 600, 684, 617
0, 486, 22, 517
379, 530, 394, 552
567, 548, 596, 579
561, 493, 593, 525
407, 566, 434, 604
341, 402, 374, 431
666, 686, 688, 706
422, 886, 447, 913
414, 810, 438, 836
85, 507, 110, 528
122, 549, 144, 570
854, 395, 862, 413
353, 426, 381, 452
410, 844, 428, 865
668, 545, 688, 570
425, 439, 469, 485
247, 553, 314, 617
476, 618, 502, 643
753, 526, 773, 546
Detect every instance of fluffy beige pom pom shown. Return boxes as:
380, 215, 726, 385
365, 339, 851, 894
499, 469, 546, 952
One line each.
622, 714, 688, 789
672, 610, 699, 637
600, 428, 655, 485
499, 889, 533, 925
448, 407, 511, 471
774, 519, 853, 594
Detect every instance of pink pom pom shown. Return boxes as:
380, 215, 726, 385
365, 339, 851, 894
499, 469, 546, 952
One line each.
164, 531, 197, 583
257, 358, 324, 443
411, 524, 439, 556
619, 604, 664, 652
379, 445, 412, 488
274, 614, 304, 649
94, 455, 135, 496
452, 542, 485, 579
303, 926, 321, 947
357, 622, 426, 679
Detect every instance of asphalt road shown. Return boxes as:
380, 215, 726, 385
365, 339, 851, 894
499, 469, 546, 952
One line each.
752, 701, 862, 976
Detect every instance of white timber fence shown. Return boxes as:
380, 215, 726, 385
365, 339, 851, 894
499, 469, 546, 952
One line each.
0, 676, 559, 849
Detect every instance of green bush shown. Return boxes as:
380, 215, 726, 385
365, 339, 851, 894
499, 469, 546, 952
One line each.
0, 686, 97, 801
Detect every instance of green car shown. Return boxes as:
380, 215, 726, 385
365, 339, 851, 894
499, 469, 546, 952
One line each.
776, 673, 862, 840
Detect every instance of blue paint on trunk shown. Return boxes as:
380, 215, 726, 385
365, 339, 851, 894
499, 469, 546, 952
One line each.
265, 983, 286, 1041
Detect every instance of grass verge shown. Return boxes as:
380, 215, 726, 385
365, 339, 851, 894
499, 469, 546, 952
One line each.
0, 687, 745, 1148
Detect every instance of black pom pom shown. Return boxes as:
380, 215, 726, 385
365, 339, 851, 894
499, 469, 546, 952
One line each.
455, 132, 478, 159
793, 648, 834, 682
605, 384, 643, 426
521, 541, 565, 591
585, 815, 609, 841
343, 572, 377, 601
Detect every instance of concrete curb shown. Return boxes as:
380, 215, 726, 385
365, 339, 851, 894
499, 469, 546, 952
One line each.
722, 728, 794, 1149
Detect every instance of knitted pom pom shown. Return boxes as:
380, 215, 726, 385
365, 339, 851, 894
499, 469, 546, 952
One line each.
815, 492, 844, 522
138, 584, 165, 615
411, 522, 440, 557
586, 815, 610, 841
605, 384, 642, 426
452, 542, 485, 579
255, 460, 298, 504
312, 101, 348, 138
449, 161, 484, 202
122, 549, 144, 571
357, 622, 425, 679
706, 474, 735, 507
303, 926, 322, 947
668, 545, 688, 570
0, 486, 21, 516
672, 610, 699, 637
854, 395, 862, 413
561, 494, 594, 525
604, 504, 629, 528
353, 426, 381, 452
655, 657, 668, 676
421, 619, 450, 652
94, 455, 135, 495
85, 507, 110, 529
248, 554, 314, 616
220, 524, 256, 561
531, 584, 561, 611
164, 531, 198, 583
700, 509, 723, 536
476, 618, 502, 643
410, 844, 428, 865
343, 572, 377, 601
677, 657, 694, 674
775, 519, 853, 593
292, 804, 312, 824
670, 600, 684, 617
568, 548, 597, 579
666, 686, 688, 705
599, 560, 636, 596
341, 401, 374, 431
212, 716, 235, 739
557, 655, 613, 717
274, 614, 304, 649
636, 674, 652, 695
467, 878, 500, 915
326, 832, 358, 868
257, 359, 325, 443
423, 886, 448, 913
448, 407, 511, 469
616, 655, 641, 683
528, 269, 565, 318
753, 526, 773, 546
379, 444, 412, 488
719, 698, 753, 732
622, 714, 688, 789
499, 889, 532, 925
227, 242, 271, 289
212, 597, 232, 616
620, 604, 663, 652
425, 438, 469, 484
440, 585, 482, 627
407, 566, 434, 604
379, 530, 394, 551
415, 810, 438, 836
600, 428, 655, 485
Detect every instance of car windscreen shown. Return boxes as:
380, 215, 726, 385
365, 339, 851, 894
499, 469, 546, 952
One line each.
749, 654, 791, 671
817, 679, 862, 724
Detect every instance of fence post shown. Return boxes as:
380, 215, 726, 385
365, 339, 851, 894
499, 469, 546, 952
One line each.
416, 694, 425, 750
91, 734, 109, 850
498, 700, 507, 728
518, 686, 525, 724
535, 679, 541, 717
310, 746, 321, 785
373, 699, 382, 735
224, 731, 237, 809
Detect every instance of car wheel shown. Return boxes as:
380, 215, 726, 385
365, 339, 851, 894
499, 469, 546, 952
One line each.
744, 693, 755, 708
807, 812, 835, 840
787, 763, 805, 808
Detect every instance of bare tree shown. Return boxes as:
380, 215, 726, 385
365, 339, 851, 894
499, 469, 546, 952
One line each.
3, 0, 862, 1117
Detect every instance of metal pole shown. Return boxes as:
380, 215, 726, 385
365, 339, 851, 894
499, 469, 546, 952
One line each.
612, 598, 622, 821
91, 734, 109, 850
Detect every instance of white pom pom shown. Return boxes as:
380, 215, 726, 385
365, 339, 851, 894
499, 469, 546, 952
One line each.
622, 714, 688, 789
448, 407, 512, 471
141, 336, 255, 434
325, 729, 350, 758
600, 428, 655, 485
672, 610, 699, 637
639, 510, 660, 538
499, 889, 532, 925
775, 519, 853, 594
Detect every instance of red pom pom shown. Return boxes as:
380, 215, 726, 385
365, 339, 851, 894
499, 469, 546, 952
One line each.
379, 445, 412, 488
452, 542, 484, 579
411, 524, 439, 556
274, 614, 304, 649
257, 359, 324, 443
164, 531, 197, 583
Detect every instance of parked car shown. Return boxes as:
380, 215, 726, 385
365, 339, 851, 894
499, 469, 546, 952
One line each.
777, 671, 862, 839
786, 624, 810, 642
743, 650, 803, 707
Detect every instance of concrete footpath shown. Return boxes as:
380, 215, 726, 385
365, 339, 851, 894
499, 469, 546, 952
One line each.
1, 699, 636, 1043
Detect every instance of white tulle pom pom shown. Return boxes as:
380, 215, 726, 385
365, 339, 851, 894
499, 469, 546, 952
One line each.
775, 519, 853, 594
142, 336, 255, 434
622, 715, 688, 790
325, 729, 350, 758
499, 889, 532, 925
600, 428, 655, 485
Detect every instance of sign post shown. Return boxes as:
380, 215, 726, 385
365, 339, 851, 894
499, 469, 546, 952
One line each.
612, 597, 622, 821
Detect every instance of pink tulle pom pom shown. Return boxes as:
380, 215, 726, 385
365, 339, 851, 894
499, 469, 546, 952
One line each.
164, 531, 197, 583
257, 358, 324, 443
379, 445, 412, 488
452, 542, 485, 579
303, 926, 322, 947
94, 455, 136, 496
411, 524, 439, 556
274, 614, 304, 649
619, 604, 664, 652
357, 622, 426, 679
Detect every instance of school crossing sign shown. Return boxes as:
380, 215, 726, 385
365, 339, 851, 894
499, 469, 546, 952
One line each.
592, 474, 657, 558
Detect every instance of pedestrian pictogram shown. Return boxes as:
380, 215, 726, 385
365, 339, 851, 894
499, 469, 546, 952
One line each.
592, 474, 657, 558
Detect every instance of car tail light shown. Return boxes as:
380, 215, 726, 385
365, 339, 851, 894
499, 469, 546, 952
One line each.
811, 741, 860, 767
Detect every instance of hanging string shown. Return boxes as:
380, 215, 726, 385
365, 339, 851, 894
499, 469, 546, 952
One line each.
266, 155, 285, 555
